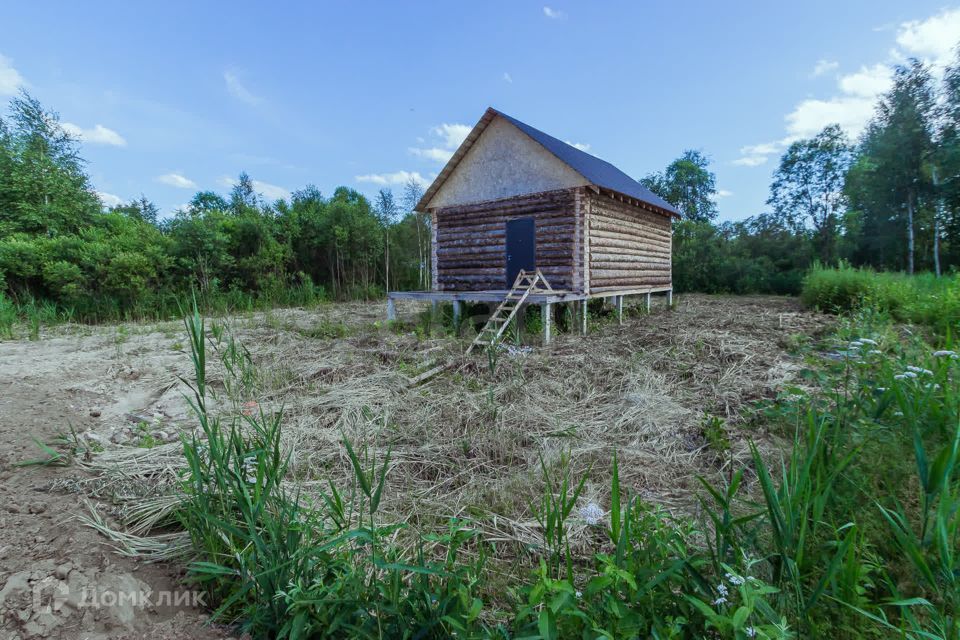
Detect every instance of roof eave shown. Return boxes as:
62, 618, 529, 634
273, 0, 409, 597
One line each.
596, 186, 682, 219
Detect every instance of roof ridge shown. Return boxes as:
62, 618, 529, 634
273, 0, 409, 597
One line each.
417, 107, 680, 217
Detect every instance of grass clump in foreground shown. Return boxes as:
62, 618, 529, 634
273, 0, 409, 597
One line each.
168, 299, 959, 639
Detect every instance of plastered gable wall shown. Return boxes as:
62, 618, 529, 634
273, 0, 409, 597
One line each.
426, 116, 590, 208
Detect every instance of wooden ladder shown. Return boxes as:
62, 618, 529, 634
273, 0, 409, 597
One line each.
466, 269, 553, 355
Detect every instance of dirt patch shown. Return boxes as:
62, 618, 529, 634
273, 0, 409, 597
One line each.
0, 332, 230, 639
0, 294, 832, 636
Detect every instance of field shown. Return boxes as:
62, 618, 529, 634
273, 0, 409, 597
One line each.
0, 294, 831, 638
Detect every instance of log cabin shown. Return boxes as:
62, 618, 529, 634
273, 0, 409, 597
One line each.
387, 107, 680, 343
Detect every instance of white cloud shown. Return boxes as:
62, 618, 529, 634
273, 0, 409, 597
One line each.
734, 8, 960, 168
503, 71, 513, 83
355, 170, 430, 187
0, 53, 24, 96
896, 7, 960, 67
218, 175, 290, 201
62, 122, 127, 146
97, 191, 123, 208
811, 59, 839, 77
431, 123, 471, 149
157, 172, 197, 189
810, 58, 840, 78
409, 147, 454, 163
837, 63, 893, 98
564, 140, 591, 152
733, 155, 768, 167
409, 122, 472, 163
740, 142, 780, 156
716, 189, 734, 198
224, 70, 261, 106
543, 6, 566, 19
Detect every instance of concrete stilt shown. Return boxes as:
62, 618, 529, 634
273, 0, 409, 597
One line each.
452, 300, 461, 328
517, 305, 526, 340
667, 289, 673, 309
646, 292, 651, 313
541, 302, 552, 345
579, 300, 588, 335
616, 295, 624, 325
386, 297, 396, 321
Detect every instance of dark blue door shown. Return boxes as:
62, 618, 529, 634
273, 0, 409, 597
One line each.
505, 217, 536, 288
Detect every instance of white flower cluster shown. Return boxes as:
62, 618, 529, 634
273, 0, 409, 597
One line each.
725, 571, 745, 586
895, 365, 934, 381
934, 350, 959, 359
579, 502, 604, 526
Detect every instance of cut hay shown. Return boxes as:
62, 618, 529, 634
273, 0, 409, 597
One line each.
78, 295, 832, 566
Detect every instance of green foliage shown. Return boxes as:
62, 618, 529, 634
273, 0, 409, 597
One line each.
801, 264, 960, 336
163, 294, 960, 639
641, 149, 718, 222
177, 301, 491, 638
0, 94, 426, 328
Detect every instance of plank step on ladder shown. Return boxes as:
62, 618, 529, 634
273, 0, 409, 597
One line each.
465, 269, 553, 355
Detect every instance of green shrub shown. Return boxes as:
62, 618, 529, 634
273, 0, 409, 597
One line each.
802, 264, 960, 337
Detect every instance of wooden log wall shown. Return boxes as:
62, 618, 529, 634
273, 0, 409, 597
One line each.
586, 192, 672, 292
431, 190, 578, 291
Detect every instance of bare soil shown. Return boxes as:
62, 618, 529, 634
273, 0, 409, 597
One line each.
0, 294, 833, 638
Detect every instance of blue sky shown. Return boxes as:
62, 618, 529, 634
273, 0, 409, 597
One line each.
2, 1, 959, 221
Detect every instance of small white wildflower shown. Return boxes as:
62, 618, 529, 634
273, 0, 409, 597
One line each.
713, 596, 728, 606
894, 374, 907, 381
906, 366, 932, 376
894, 411, 904, 417
725, 572, 745, 586
716, 583, 728, 596
745, 627, 757, 638
927, 383, 941, 391
575, 590, 583, 599
579, 502, 604, 526
858, 338, 878, 346
933, 350, 956, 358
868, 349, 883, 356
875, 387, 887, 392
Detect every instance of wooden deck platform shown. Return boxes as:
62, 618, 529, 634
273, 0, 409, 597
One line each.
386, 286, 671, 305
386, 286, 673, 343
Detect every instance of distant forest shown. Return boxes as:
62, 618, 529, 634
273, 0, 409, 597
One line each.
0, 48, 958, 320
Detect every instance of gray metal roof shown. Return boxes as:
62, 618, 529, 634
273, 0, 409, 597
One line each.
417, 107, 680, 217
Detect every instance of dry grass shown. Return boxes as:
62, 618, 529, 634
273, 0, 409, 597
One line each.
82, 294, 833, 563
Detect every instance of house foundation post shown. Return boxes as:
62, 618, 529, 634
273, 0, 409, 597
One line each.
386, 297, 396, 322
452, 300, 461, 328
541, 303, 552, 345
517, 304, 526, 341
667, 289, 673, 309
646, 292, 651, 314
579, 299, 588, 335
616, 295, 624, 325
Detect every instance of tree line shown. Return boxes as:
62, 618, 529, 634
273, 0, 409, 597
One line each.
648, 48, 960, 294
1, 46, 958, 320
0, 92, 430, 320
